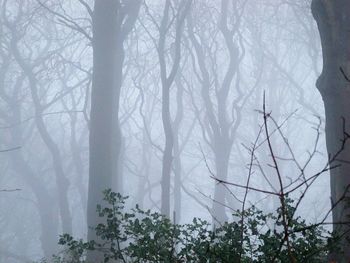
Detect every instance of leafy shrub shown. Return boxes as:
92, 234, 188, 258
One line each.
45, 189, 337, 263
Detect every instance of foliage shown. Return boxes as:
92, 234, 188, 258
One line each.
44, 189, 337, 263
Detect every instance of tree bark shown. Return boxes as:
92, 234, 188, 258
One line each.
312, 1, 350, 261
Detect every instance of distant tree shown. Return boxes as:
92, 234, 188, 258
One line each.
143, 0, 191, 217
187, 0, 248, 223
5, 2, 74, 235
0, 1, 78, 256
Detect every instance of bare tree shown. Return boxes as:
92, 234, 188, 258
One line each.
142, 0, 191, 217
187, 0, 248, 223
3, 0, 75, 236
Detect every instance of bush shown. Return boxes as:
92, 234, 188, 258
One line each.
44, 189, 338, 263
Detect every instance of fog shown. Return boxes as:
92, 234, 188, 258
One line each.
0, 0, 332, 262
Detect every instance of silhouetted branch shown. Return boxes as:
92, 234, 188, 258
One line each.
340, 67, 350, 82
0, 188, 21, 192
0, 146, 21, 152
209, 95, 350, 262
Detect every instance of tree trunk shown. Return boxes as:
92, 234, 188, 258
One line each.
9, 104, 58, 257
87, 1, 121, 261
187, 0, 240, 224
212, 141, 231, 223
9, 30, 73, 235
173, 81, 183, 223
160, 86, 174, 216
312, 1, 350, 261
87, 1, 140, 261
158, 0, 190, 217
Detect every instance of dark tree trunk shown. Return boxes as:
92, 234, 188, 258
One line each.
312, 0, 350, 261
87, 1, 139, 261
87, 0, 121, 260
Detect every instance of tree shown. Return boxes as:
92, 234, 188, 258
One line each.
87, 0, 140, 261
158, 0, 191, 217
142, 0, 191, 217
312, 0, 350, 261
0, 0, 94, 256
187, 0, 247, 223
53, 106, 340, 263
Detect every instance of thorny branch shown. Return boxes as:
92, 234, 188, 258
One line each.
209, 94, 350, 262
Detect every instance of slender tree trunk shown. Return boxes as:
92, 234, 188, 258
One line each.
172, 71, 184, 223
212, 141, 231, 223
11, 155, 59, 257
158, 0, 191, 217
161, 96, 174, 217
113, 134, 125, 195
312, 1, 350, 261
9, 31, 73, 235
70, 113, 88, 216
9, 101, 58, 257
187, 0, 242, 224
173, 137, 182, 223
159, 0, 174, 217
135, 129, 151, 209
